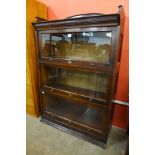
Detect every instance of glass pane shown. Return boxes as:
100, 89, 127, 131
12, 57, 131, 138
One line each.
41, 32, 112, 64
41, 67, 107, 99
43, 94, 108, 131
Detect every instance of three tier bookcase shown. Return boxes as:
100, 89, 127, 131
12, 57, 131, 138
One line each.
32, 6, 124, 148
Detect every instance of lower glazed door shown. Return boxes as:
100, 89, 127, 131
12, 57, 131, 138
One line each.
41, 91, 110, 137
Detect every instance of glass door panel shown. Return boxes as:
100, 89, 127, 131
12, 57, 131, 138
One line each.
40, 31, 112, 64
42, 93, 108, 131
40, 66, 108, 99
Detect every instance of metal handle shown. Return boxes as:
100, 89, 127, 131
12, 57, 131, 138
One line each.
68, 120, 71, 124
49, 58, 53, 61
68, 93, 72, 97
51, 88, 54, 91
67, 60, 72, 64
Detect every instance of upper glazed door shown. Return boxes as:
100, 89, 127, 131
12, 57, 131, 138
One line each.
37, 27, 118, 73
40, 31, 112, 64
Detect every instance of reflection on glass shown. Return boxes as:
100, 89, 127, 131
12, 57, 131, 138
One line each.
41, 32, 111, 64
42, 67, 107, 98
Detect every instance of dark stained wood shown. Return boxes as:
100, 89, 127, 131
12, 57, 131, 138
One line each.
32, 6, 124, 148
39, 59, 113, 74
32, 13, 120, 30
44, 83, 106, 100
41, 88, 107, 110
35, 17, 47, 21
41, 117, 107, 148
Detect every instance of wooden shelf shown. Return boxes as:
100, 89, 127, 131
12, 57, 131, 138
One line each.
44, 82, 106, 100
39, 59, 112, 74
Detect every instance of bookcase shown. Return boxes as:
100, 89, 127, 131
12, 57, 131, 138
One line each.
32, 6, 124, 148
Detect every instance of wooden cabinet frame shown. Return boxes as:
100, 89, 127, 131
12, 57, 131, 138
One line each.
32, 7, 124, 148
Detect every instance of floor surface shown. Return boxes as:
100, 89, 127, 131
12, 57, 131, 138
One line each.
26, 114, 127, 155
